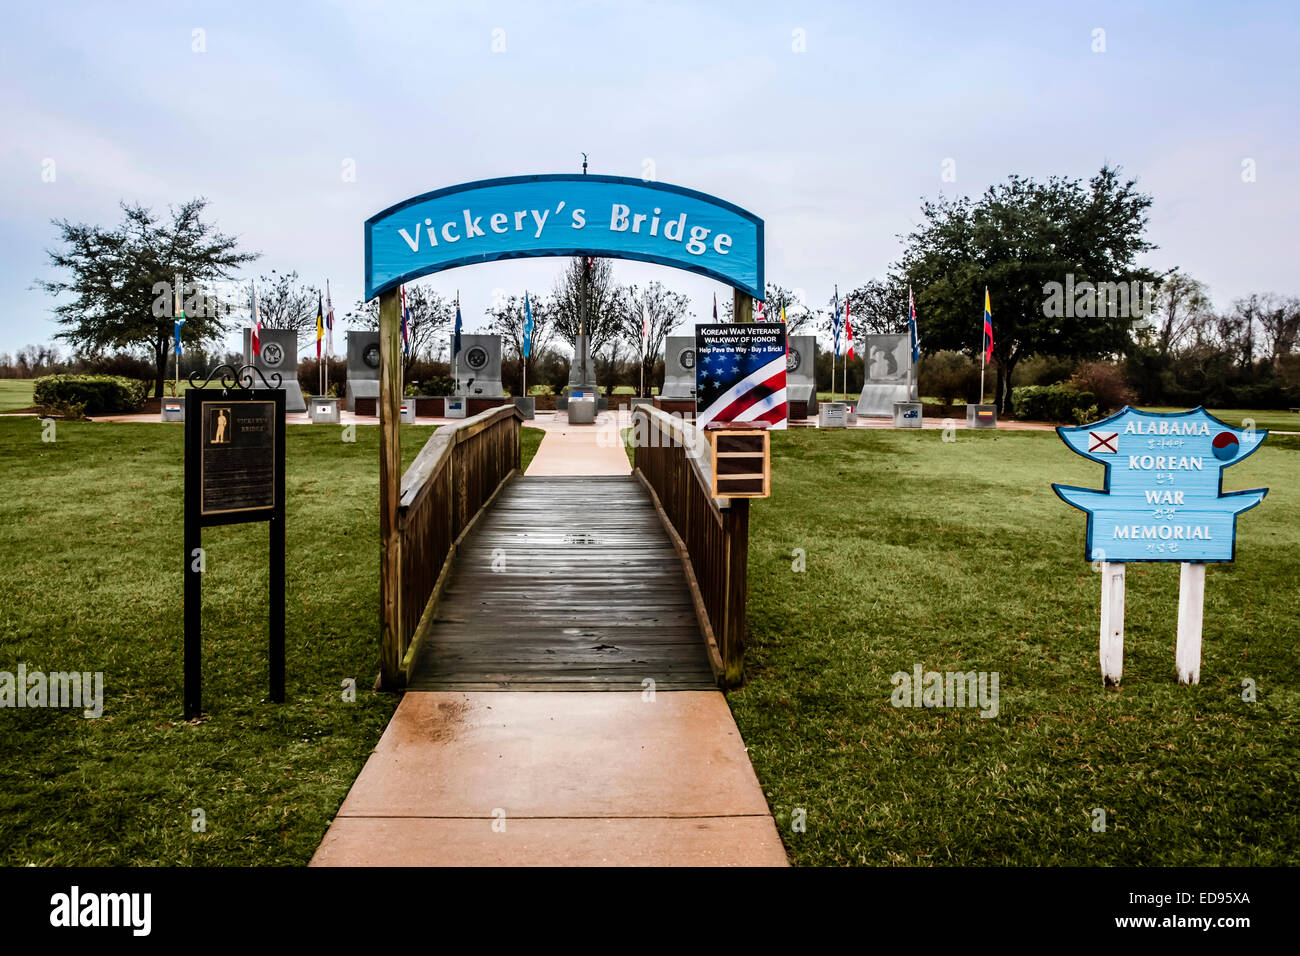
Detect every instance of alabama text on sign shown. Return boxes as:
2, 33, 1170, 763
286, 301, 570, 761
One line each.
1053, 406, 1268, 563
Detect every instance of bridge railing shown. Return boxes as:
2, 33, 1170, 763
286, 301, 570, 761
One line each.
630, 405, 749, 686
382, 404, 523, 684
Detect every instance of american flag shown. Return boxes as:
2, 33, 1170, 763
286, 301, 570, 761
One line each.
695, 324, 788, 430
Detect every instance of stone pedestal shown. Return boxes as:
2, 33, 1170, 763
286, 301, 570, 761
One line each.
514, 396, 535, 420
893, 402, 923, 428
567, 397, 597, 424
161, 397, 184, 422
444, 396, 468, 419
310, 396, 341, 423
966, 404, 997, 428
818, 402, 849, 428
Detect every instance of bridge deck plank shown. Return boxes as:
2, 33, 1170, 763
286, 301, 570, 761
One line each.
406, 476, 716, 691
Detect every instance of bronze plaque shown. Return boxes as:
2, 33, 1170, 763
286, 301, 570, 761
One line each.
200, 400, 276, 515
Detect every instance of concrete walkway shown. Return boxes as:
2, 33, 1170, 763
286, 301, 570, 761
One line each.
311, 407, 788, 866
521, 409, 633, 475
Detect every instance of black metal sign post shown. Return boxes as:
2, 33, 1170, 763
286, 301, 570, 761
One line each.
184, 365, 287, 719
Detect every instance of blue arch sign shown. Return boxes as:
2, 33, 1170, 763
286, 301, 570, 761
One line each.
1053, 406, 1268, 563
364, 174, 764, 301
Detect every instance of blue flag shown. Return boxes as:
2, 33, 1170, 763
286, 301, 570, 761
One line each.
522, 292, 534, 359
453, 297, 463, 359
173, 316, 185, 356
831, 287, 841, 353
908, 286, 920, 363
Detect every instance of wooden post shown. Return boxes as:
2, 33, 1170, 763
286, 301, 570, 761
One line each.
1176, 562, 1206, 685
1099, 561, 1125, 686
733, 288, 753, 324
378, 287, 404, 690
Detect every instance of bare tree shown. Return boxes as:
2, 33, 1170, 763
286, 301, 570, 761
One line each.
1152, 269, 1213, 355
621, 281, 691, 395
254, 270, 321, 335
486, 292, 555, 392
1254, 293, 1300, 363
551, 257, 626, 355
346, 284, 454, 375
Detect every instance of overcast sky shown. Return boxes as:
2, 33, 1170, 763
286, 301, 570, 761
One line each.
1, 0, 1296, 357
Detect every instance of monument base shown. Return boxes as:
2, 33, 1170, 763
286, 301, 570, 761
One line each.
818, 403, 849, 428
567, 397, 597, 424
514, 396, 535, 420
346, 379, 378, 413
966, 404, 997, 428
310, 397, 340, 423
856, 382, 915, 418
893, 402, 923, 428
161, 397, 185, 422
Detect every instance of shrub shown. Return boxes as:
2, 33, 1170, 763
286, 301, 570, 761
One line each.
32, 374, 147, 415
1069, 360, 1135, 412
919, 350, 982, 407
1011, 383, 1098, 422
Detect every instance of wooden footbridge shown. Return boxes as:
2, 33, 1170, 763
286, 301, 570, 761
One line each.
379, 405, 751, 692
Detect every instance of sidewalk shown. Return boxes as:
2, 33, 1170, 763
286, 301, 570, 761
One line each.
310, 407, 789, 866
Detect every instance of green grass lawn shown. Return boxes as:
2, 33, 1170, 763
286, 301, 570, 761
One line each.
1140, 406, 1300, 433
0, 379, 36, 412
731, 427, 1299, 865
520, 425, 544, 471
0, 418, 440, 865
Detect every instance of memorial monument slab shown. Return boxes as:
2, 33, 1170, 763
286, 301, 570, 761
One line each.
243, 328, 307, 412
345, 330, 380, 412
452, 334, 504, 397
856, 333, 917, 417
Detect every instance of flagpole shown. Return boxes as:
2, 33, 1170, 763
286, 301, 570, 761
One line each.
980, 287, 987, 404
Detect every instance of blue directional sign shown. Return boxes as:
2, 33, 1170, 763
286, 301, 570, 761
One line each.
1053, 406, 1268, 563
364, 174, 764, 301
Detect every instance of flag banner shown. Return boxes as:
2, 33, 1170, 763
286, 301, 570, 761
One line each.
845, 300, 855, 361
174, 319, 184, 356
695, 323, 788, 430
908, 286, 920, 362
452, 297, 463, 358
831, 289, 842, 353
522, 293, 534, 359
712, 292, 718, 321
983, 287, 994, 362
325, 281, 335, 358
641, 295, 650, 341
251, 279, 262, 358
316, 294, 324, 359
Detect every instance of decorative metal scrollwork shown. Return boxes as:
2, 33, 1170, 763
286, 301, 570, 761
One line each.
188, 364, 283, 390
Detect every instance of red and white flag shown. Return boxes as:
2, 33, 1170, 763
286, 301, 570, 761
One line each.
845, 299, 855, 361
250, 278, 262, 357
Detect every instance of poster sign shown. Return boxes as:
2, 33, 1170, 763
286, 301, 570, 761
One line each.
1053, 407, 1268, 563
695, 324, 787, 429
365, 174, 764, 301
